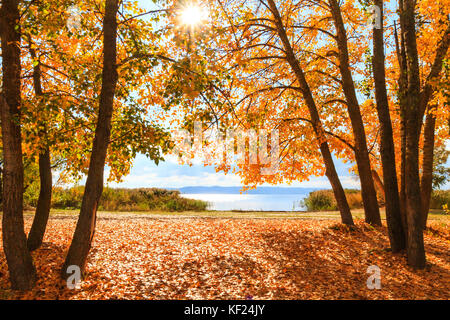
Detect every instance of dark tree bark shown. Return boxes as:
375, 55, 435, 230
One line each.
267, 0, 354, 226
328, 0, 381, 226
61, 0, 119, 278
420, 110, 435, 229
399, 113, 407, 229
0, 0, 37, 290
399, 0, 426, 269
394, 20, 409, 234
371, 0, 405, 252
0, 161, 3, 206
27, 151, 52, 251
26, 43, 53, 252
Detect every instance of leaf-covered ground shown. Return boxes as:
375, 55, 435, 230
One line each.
0, 215, 449, 299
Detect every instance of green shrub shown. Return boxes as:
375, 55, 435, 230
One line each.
51, 186, 84, 209
302, 190, 336, 211
302, 189, 364, 211
50, 187, 208, 211
430, 190, 450, 210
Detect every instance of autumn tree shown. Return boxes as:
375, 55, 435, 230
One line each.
147, 0, 357, 225
398, 0, 426, 268
390, 0, 449, 268
3, 0, 171, 256
0, 0, 37, 290
59, 0, 172, 278
418, 20, 449, 229
24, 30, 52, 252
328, 0, 381, 225
265, 0, 354, 225
371, 0, 405, 251
204, 0, 385, 226
60, 0, 120, 278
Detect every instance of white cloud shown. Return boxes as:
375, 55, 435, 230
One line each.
108, 170, 242, 188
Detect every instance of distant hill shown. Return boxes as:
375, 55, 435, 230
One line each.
174, 186, 320, 195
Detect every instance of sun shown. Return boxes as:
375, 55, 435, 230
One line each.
179, 4, 208, 27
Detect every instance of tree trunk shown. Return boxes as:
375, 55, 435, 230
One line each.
267, 0, 354, 225
328, 0, 381, 226
400, 112, 408, 231
0, 162, 3, 206
0, 0, 37, 290
26, 43, 52, 252
61, 0, 119, 278
320, 143, 354, 226
371, 0, 405, 252
396, 23, 409, 235
27, 149, 52, 251
399, 0, 426, 269
420, 109, 436, 229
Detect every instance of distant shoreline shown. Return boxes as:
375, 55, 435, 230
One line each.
169, 186, 325, 194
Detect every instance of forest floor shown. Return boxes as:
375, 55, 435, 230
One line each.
23, 207, 448, 220
0, 212, 449, 299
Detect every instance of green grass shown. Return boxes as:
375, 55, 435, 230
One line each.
20, 208, 449, 220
